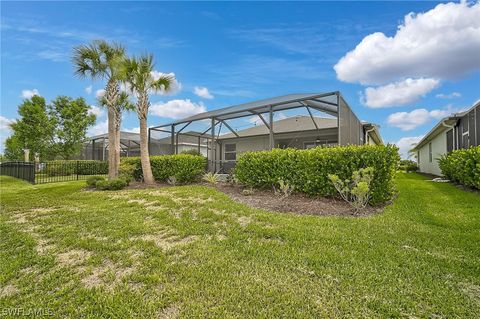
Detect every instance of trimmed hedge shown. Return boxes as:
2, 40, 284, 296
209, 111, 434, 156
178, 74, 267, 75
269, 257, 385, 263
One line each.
44, 160, 108, 176
235, 145, 400, 204
438, 146, 480, 189
122, 154, 206, 183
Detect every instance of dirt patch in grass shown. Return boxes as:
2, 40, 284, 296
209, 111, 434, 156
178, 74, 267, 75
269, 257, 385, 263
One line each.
57, 249, 92, 267
80, 259, 138, 290
214, 184, 383, 217
125, 181, 172, 190
459, 282, 480, 302
157, 304, 180, 319
137, 232, 198, 251
0, 284, 19, 297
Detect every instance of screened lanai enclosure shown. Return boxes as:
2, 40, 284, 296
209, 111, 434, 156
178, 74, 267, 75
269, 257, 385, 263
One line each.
78, 131, 208, 160
149, 91, 381, 173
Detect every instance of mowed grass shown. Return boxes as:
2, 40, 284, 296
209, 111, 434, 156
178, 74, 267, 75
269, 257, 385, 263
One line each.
0, 173, 479, 318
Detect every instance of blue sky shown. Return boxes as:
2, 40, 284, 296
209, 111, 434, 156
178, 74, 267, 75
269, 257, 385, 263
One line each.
1, 1, 479, 157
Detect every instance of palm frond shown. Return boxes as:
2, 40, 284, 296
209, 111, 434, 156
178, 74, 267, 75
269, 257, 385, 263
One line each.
151, 74, 175, 93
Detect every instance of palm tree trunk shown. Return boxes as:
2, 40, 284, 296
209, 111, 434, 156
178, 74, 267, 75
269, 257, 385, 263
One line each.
139, 113, 154, 184
107, 106, 117, 180
106, 79, 119, 180
114, 107, 122, 177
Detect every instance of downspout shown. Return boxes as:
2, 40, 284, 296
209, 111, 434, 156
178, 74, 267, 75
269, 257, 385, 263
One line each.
365, 126, 375, 145
441, 119, 456, 150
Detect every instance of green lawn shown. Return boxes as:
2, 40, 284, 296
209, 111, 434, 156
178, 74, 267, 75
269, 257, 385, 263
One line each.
0, 173, 479, 318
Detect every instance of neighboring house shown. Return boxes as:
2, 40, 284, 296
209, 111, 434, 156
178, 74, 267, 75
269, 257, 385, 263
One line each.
149, 92, 383, 172
78, 131, 208, 160
411, 101, 479, 176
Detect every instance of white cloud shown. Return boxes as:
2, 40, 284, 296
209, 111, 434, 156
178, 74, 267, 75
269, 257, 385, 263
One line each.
387, 108, 452, 131
436, 92, 461, 99
85, 85, 92, 95
21, 89, 40, 99
0, 116, 14, 131
363, 78, 440, 108
0, 116, 15, 153
150, 71, 182, 95
393, 135, 424, 159
87, 120, 108, 136
334, 1, 480, 85
88, 105, 105, 118
193, 86, 214, 99
95, 89, 105, 99
150, 99, 206, 119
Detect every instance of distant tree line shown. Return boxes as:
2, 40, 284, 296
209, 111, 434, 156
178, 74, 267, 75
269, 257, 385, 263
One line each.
4, 95, 96, 161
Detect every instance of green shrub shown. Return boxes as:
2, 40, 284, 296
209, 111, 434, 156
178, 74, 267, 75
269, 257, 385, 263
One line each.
235, 145, 400, 205
329, 167, 374, 211
44, 160, 107, 176
119, 161, 136, 184
122, 154, 206, 183
202, 172, 220, 185
180, 149, 202, 156
399, 159, 418, 172
438, 146, 480, 189
44, 161, 75, 176
75, 160, 108, 175
86, 176, 105, 188
95, 177, 128, 190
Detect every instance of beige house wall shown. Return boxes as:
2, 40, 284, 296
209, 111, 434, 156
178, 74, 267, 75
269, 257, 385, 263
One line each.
417, 129, 448, 176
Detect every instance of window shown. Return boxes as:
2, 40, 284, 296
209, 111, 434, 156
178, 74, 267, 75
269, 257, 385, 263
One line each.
224, 143, 236, 161
428, 142, 432, 162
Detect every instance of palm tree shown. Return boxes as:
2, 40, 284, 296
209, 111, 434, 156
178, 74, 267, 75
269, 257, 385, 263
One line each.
122, 55, 174, 184
72, 40, 126, 179
99, 91, 135, 170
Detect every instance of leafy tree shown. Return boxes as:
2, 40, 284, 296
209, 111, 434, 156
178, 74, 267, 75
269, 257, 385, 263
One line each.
49, 96, 96, 159
4, 95, 96, 161
4, 95, 55, 161
122, 54, 175, 184
4, 134, 24, 161
73, 40, 126, 179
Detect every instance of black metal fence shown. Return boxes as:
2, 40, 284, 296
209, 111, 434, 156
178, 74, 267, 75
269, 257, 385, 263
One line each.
0, 161, 108, 184
0, 161, 35, 183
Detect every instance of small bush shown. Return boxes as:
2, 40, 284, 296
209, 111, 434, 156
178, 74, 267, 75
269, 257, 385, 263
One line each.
399, 159, 418, 172
202, 172, 220, 185
95, 177, 128, 190
86, 176, 105, 188
273, 179, 294, 197
226, 170, 237, 186
329, 167, 374, 211
122, 154, 206, 183
439, 146, 480, 189
235, 145, 399, 205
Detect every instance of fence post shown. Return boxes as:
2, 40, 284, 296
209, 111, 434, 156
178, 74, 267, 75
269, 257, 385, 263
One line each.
76, 161, 79, 180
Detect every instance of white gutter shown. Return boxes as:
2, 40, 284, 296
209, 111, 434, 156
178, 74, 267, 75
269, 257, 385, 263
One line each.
365, 127, 375, 144
441, 119, 456, 150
